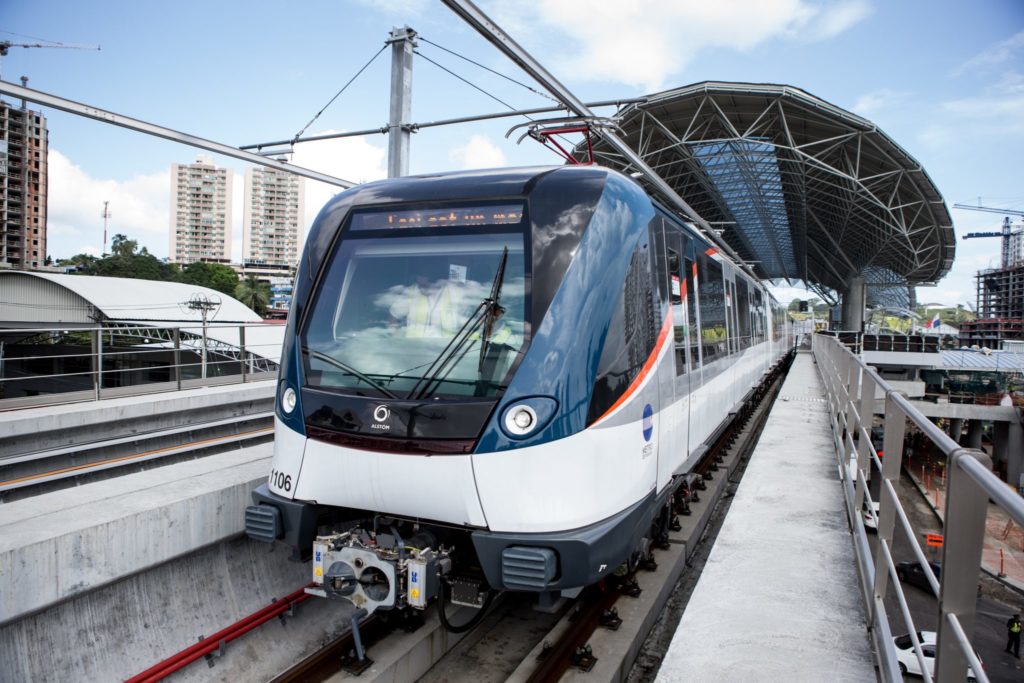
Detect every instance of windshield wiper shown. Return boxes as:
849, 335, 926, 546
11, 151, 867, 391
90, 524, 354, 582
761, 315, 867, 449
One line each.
408, 246, 513, 401
406, 300, 488, 400
478, 245, 509, 373
303, 347, 398, 399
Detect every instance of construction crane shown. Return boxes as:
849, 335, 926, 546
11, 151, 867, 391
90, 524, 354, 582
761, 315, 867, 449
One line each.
0, 39, 101, 82
954, 201, 1024, 270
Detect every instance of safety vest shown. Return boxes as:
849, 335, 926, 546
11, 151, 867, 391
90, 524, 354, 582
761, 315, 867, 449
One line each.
1012, 621, 1022, 634
403, 286, 461, 338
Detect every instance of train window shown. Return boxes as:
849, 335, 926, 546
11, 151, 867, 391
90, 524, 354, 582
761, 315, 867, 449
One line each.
665, 230, 687, 377
588, 240, 658, 424
301, 232, 527, 399
698, 252, 727, 362
735, 279, 751, 350
685, 257, 700, 370
752, 288, 765, 344
649, 219, 669, 305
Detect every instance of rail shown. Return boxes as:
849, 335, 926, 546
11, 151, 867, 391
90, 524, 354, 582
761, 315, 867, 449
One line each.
813, 333, 1024, 683
0, 322, 283, 410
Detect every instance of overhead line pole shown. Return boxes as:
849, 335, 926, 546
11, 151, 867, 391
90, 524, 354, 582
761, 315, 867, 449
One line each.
440, 0, 757, 279
0, 80, 356, 189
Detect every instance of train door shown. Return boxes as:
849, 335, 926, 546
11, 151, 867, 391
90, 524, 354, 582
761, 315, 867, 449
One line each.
662, 226, 690, 490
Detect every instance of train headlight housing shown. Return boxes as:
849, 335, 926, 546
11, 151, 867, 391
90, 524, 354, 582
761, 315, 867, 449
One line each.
282, 386, 297, 414
504, 405, 538, 436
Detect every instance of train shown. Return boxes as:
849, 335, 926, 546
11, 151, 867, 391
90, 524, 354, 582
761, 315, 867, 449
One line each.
245, 165, 794, 626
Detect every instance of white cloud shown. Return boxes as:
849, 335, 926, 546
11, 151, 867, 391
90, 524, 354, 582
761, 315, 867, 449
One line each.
851, 88, 911, 116
448, 134, 508, 169
47, 149, 169, 259
290, 131, 388, 229
952, 30, 1024, 76
493, 0, 871, 91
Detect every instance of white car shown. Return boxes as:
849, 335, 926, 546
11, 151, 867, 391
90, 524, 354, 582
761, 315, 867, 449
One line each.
863, 500, 880, 533
893, 631, 981, 680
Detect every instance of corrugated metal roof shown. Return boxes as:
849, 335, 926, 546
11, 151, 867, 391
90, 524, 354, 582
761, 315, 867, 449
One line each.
0, 272, 260, 324
941, 350, 1024, 372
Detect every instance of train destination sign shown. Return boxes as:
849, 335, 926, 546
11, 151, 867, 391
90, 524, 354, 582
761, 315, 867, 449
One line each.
351, 204, 524, 231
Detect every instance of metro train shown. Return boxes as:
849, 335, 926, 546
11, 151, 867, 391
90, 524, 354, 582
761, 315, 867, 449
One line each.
245, 165, 794, 625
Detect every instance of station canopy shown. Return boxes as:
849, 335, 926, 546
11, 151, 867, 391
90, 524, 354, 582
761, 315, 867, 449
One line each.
578, 82, 955, 306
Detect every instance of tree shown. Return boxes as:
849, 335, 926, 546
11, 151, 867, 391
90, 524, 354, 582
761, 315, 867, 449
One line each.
180, 261, 239, 297
235, 275, 270, 317
109, 233, 139, 257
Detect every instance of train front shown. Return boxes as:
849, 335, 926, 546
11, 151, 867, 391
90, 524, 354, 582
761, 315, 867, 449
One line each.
246, 166, 656, 619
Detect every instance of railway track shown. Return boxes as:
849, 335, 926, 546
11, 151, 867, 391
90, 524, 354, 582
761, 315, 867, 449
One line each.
252, 352, 794, 683
0, 411, 274, 500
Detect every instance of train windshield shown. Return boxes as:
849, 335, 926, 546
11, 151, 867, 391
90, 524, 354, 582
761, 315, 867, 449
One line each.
301, 222, 527, 400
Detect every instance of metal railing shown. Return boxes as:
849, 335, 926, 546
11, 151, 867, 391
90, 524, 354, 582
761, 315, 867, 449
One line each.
0, 323, 283, 410
814, 332, 1024, 683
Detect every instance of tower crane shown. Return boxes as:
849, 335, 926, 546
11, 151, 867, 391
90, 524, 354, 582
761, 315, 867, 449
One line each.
0, 39, 101, 82
953, 201, 1024, 270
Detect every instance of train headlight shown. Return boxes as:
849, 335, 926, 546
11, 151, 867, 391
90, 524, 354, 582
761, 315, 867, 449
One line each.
504, 405, 538, 436
282, 387, 297, 414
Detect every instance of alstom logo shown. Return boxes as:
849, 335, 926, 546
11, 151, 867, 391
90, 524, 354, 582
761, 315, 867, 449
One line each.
371, 405, 391, 431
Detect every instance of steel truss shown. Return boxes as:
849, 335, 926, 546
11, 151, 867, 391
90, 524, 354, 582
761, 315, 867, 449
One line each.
576, 83, 954, 307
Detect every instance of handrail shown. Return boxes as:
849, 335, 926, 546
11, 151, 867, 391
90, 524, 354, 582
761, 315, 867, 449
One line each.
812, 333, 1007, 683
0, 322, 282, 409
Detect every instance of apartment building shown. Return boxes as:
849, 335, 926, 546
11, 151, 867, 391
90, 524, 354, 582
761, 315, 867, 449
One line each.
242, 166, 304, 269
169, 155, 232, 264
0, 100, 48, 269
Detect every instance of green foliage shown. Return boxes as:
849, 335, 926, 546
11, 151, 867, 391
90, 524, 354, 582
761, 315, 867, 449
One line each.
67, 234, 181, 282
235, 274, 271, 317
180, 261, 239, 297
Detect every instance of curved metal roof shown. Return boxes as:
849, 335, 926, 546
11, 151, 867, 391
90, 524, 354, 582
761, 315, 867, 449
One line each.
579, 82, 955, 305
0, 272, 261, 324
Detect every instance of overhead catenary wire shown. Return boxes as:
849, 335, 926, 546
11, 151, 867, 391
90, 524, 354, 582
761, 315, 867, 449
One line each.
417, 36, 559, 104
288, 43, 388, 146
412, 49, 583, 159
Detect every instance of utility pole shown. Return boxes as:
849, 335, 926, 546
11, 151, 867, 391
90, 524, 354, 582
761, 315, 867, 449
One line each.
183, 294, 220, 379
101, 201, 110, 256
387, 26, 416, 178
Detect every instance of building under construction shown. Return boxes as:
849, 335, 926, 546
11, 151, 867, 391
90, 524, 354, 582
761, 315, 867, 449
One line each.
959, 218, 1024, 348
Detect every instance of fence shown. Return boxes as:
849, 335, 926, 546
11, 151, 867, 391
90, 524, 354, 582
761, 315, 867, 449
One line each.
0, 323, 283, 410
814, 332, 1024, 683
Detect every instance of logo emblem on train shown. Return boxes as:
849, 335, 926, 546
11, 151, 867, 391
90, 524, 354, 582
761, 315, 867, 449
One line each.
642, 404, 654, 441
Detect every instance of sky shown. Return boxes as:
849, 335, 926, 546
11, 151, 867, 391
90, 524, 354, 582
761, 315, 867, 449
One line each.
1, 0, 1022, 308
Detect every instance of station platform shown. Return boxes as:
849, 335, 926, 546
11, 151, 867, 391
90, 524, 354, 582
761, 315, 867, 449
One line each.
658, 351, 875, 681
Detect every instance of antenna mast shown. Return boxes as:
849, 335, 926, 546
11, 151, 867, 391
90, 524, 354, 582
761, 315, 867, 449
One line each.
101, 200, 110, 256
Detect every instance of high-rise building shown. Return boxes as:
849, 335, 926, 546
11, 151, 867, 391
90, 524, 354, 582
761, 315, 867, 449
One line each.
1, 100, 48, 269
242, 167, 304, 269
169, 155, 232, 264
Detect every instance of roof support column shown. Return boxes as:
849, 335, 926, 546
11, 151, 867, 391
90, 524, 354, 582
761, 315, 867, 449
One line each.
841, 275, 866, 332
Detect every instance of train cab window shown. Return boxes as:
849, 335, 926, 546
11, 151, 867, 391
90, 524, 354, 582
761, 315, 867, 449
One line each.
698, 253, 727, 362
588, 240, 658, 424
301, 229, 527, 400
735, 278, 751, 350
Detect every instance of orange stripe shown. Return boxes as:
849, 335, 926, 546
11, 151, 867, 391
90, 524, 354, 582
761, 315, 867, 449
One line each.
705, 247, 718, 257
594, 309, 673, 425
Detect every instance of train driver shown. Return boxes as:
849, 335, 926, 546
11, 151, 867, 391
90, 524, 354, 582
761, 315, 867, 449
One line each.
389, 275, 464, 339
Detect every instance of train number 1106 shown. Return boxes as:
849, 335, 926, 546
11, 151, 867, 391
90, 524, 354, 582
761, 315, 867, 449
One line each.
270, 468, 293, 492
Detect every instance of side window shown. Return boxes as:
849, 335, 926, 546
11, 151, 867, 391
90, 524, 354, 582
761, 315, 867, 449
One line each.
665, 228, 687, 377
698, 251, 727, 362
587, 239, 658, 424
685, 256, 700, 370
649, 219, 669, 305
725, 278, 737, 355
735, 278, 751, 350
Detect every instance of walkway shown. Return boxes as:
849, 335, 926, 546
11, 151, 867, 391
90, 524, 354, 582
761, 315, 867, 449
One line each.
657, 351, 875, 681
